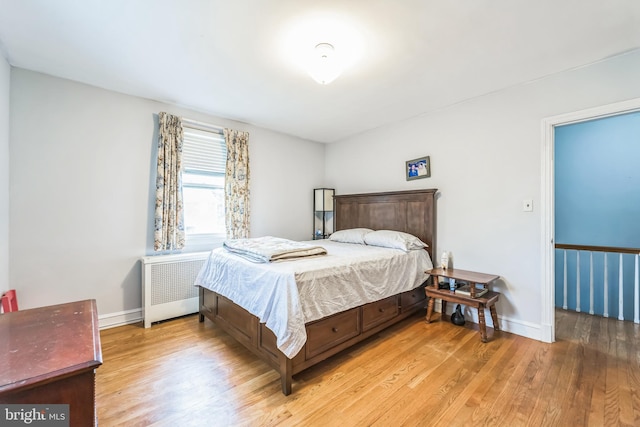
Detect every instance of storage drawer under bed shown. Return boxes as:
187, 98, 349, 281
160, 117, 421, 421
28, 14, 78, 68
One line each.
305, 308, 360, 359
400, 287, 427, 312
362, 295, 399, 331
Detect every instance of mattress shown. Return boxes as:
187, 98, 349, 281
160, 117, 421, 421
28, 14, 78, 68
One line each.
195, 240, 433, 358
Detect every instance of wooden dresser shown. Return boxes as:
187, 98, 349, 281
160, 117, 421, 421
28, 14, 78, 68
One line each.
0, 300, 103, 427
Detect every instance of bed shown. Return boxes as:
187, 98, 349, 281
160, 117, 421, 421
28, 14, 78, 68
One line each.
197, 189, 437, 395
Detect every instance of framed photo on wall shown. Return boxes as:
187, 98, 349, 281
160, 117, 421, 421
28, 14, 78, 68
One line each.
406, 156, 430, 180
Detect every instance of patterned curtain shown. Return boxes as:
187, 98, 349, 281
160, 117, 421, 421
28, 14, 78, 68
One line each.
224, 128, 250, 239
154, 112, 185, 251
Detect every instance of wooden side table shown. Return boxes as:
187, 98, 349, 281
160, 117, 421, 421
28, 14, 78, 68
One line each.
425, 268, 501, 342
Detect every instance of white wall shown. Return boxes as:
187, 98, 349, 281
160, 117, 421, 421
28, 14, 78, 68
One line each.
326, 50, 640, 339
10, 69, 325, 321
0, 54, 9, 295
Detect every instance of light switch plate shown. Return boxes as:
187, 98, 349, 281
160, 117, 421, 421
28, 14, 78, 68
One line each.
523, 199, 533, 212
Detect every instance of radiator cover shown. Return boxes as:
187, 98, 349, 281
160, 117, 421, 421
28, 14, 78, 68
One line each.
141, 252, 209, 328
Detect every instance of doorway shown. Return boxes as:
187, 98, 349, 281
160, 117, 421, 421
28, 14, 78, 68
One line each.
541, 97, 640, 343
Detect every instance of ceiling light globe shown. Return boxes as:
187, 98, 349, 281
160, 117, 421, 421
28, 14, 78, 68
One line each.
308, 43, 342, 85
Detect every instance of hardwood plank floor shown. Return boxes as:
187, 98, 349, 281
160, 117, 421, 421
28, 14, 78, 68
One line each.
96, 309, 640, 426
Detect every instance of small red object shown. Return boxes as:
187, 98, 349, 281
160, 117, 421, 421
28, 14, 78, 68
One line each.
1, 289, 18, 312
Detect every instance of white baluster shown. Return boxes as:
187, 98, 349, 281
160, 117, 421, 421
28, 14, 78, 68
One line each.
635, 254, 639, 324
618, 253, 624, 321
589, 252, 594, 315
576, 251, 581, 313
604, 253, 609, 318
563, 250, 568, 310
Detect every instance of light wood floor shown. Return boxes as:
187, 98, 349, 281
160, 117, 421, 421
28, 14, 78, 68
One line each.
96, 309, 640, 426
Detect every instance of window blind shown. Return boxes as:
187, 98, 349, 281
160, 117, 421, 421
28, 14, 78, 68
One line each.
182, 127, 226, 174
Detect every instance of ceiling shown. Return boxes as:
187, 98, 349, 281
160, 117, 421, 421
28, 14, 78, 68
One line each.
0, 1, 639, 143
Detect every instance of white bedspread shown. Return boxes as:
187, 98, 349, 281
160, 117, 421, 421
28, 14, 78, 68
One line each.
195, 240, 433, 358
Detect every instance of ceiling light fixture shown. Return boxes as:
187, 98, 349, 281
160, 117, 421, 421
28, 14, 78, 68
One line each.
308, 43, 342, 85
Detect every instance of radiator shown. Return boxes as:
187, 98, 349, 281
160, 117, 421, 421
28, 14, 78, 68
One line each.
141, 252, 210, 328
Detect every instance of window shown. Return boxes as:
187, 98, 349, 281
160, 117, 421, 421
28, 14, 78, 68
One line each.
182, 121, 226, 248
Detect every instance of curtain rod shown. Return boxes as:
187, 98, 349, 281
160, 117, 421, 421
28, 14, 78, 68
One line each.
182, 117, 224, 133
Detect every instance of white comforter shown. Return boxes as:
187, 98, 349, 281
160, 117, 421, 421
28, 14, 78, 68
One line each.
223, 236, 327, 263
195, 240, 433, 358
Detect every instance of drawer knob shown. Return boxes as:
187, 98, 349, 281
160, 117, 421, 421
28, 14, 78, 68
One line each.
379, 308, 385, 312
332, 327, 339, 333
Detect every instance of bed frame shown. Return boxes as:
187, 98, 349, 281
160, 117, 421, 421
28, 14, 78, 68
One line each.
198, 188, 437, 395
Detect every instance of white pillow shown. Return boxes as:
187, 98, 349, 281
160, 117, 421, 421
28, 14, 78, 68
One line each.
364, 230, 428, 251
329, 228, 373, 244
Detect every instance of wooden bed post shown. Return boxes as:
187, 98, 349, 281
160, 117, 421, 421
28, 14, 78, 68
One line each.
279, 354, 293, 396
198, 287, 205, 322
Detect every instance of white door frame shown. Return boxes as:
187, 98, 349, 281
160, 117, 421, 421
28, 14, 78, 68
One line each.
541, 97, 640, 343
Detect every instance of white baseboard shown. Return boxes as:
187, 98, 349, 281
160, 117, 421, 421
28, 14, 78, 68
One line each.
100, 302, 544, 342
435, 301, 542, 341
540, 322, 554, 343
98, 308, 143, 330
498, 316, 542, 341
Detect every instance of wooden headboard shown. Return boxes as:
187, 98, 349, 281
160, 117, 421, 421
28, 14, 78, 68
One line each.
334, 189, 437, 260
